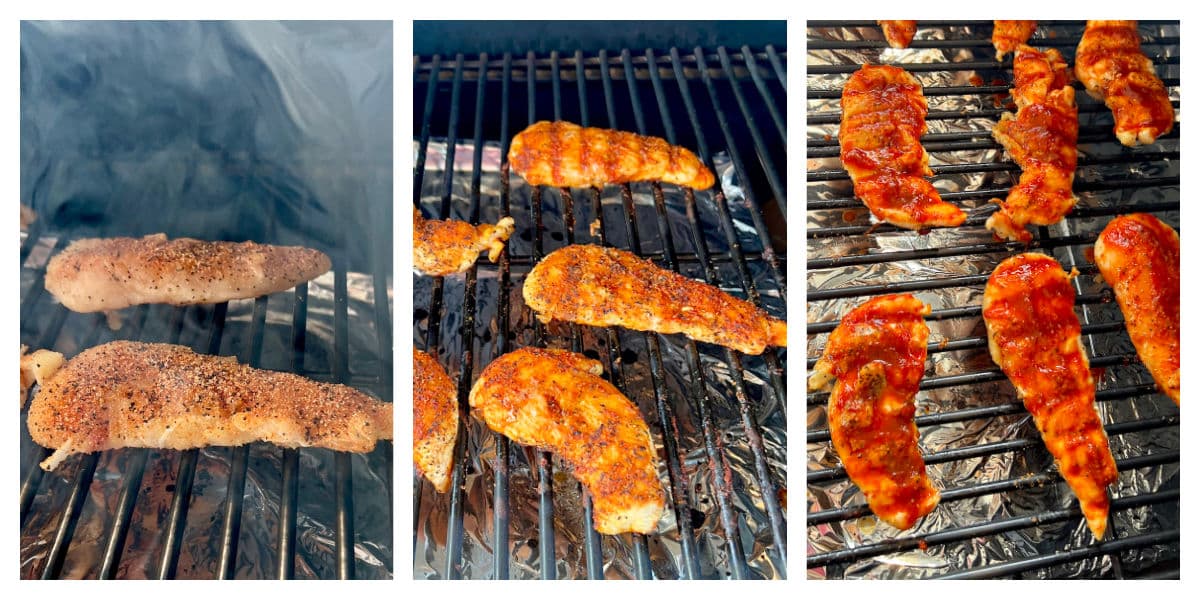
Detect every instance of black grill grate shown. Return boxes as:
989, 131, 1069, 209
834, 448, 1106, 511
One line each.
19, 185, 393, 579
806, 21, 1179, 579
414, 45, 787, 580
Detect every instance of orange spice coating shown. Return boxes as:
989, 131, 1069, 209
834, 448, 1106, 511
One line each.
877, 20, 917, 49
44, 234, 330, 314
840, 65, 966, 230
1075, 21, 1175, 146
987, 46, 1079, 242
507, 121, 714, 190
413, 205, 514, 276
413, 348, 458, 492
983, 254, 1117, 539
469, 347, 665, 534
523, 244, 786, 355
1094, 214, 1180, 404
992, 20, 1037, 60
808, 294, 940, 530
26, 341, 392, 471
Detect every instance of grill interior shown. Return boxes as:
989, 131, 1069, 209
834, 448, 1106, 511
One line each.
806, 20, 1180, 579
413, 42, 787, 579
19, 184, 394, 579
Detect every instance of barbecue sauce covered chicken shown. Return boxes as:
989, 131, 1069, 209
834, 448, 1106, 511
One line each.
840, 65, 966, 230
523, 244, 786, 355
808, 294, 940, 530
25, 341, 392, 471
877, 20, 917, 49
1075, 21, 1175, 146
469, 347, 665, 534
413, 205, 515, 276
983, 254, 1118, 539
413, 348, 459, 492
1094, 214, 1180, 404
992, 20, 1037, 60
507, 121, 714, 190
987, 45, 1079, 242
45, 234, 330, 324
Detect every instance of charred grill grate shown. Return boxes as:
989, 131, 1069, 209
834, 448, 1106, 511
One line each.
806, 20, 1179, 579
19, 184, 393, 579
414, 45, 787, 579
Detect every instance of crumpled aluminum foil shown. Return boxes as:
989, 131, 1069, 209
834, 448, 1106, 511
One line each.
806, 21, 1179, 579
19, 233, 394, 579
413, 140, 787, 579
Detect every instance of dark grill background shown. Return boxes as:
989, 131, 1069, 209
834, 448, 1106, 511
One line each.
413, 26, 787, 579
806, 20, 1179, 579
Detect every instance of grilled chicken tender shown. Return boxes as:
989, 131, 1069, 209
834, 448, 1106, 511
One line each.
877, 20, 917, 49
413, 348, 458, 492
413, 205, 515, 276
993, 20, 1037, 60
507, 121, 715, 190
840, 65, 966, 230
1094, 214, 1180, 404
20, 346, 64, 409
1075, 21, 1175, 146
523, 244, 786, 355
808, 294, 940, 530
26, 341, 393, 471
987, 46, 1079, 242
45, 234, 330, 319
983, 254, 1118, 539
469, 347, 665, 534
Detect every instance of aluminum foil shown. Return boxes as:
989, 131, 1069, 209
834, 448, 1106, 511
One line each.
413, 140, 787, 579
20, 233, 394, 579
806, 22, 1179, 579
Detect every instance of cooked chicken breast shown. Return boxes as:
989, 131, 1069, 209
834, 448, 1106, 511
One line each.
877, 20, 917, 49
808, 294, 940, 530
1094, 214, 1179, 404
1075, 21, 1174, 146
983, 253, 1118, 539
469, 347, 665, 534
993, 20, 1037, 60
26, 341, 392, 471
840, 65, 966, 230
413, 205, 515, 276
507, 121, 715, 190
413, 348, 458, 493
987, 46, 1079, 242
20, 346, 63, 409
523, 244, 786, 355
45, 234, 330, 318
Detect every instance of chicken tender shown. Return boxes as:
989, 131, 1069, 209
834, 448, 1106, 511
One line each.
877, 20, 917, 49
413, 205, 514, 276
26, 341, 392, 471
508, 121, 714, 190
413, 348, 458, 492
523, 244, 786, 355
1075, 20, 1174, 146
469, 347, 665, 534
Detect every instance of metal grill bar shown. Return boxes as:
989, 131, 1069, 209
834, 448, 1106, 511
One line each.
808, 56, 1179, 76
412, 48, 784, 82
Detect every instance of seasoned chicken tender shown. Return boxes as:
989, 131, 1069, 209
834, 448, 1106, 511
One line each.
413, 205, 514, 276
808, 294, 940, 530
983, 254, 1118, 539
508, 121, 714, 190
877, 20, 917, 49
840, 65, 966, 230
469, 347, 665, 534
1075, 21, 1174, 146
987, 46, 1079, 242
992, 20, 1037, 60
523, 244, 786, 355
26, 341, 392, 471
1094, 214, 1180, 404
45, 234, 330, 318
413, 348, 458, 492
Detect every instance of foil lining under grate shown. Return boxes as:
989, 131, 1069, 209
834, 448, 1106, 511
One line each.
806, 21, 1179, 580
